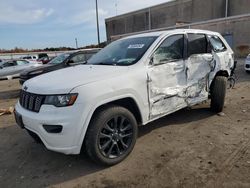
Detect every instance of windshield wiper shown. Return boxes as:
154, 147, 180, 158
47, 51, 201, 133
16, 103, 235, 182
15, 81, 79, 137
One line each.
94, 62, 117, 66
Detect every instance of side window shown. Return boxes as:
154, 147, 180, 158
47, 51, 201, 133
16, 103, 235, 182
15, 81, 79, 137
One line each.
154, 34, 184, 63
188, 34, 207, 56
208, 35, 227, 52
85, 53, 95, 61
70, 54, 86, 63
2, 61, 17, 67
16, 60, 28, 65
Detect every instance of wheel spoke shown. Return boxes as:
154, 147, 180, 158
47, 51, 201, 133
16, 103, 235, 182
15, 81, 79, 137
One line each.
100, 139, 112, 151
121, 132, 132, 138
100, 132, 112, 139
104, 123, 114, 132
116, 143, 121, 155
120, 139, 128, 149
119, 116, 125, 129
113, 116, 118, 129
121, 124, 131, 132
107, 142, 115, 156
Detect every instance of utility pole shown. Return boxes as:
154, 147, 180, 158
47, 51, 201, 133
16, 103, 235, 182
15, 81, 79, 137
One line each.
95, 0, 100, 46
225, 0, 228, 17
75, 38, 78, 49
115, 0, 118, 16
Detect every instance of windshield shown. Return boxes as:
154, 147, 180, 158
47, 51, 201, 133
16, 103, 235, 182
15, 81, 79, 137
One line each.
49, 53, 70, 64
87, 36, 157, 66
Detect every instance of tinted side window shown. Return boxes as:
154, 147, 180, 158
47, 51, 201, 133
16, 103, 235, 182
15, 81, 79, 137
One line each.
85, 53, 95, 61
208, 35, 227, 52
155, 34, 184, 61
70, 54, 86, 63
3, 61, 17, 67
188, 34, 207, 56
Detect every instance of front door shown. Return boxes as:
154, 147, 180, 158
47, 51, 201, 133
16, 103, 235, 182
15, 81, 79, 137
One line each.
147, 34, 188, 119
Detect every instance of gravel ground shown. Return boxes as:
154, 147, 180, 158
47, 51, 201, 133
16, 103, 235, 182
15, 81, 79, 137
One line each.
0, 59, 249, 188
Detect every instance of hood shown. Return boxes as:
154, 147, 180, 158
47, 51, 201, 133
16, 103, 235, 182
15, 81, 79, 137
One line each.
21, 64, 54, 76
23, 64, 129, 94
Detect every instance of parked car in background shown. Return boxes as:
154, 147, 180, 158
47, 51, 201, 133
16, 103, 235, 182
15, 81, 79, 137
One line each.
15, 29, 234, 165
37, 56, 50, 64
245, 54, 250, 73
19, 49, 100, 85
22, 53, 49, 62
0, 59, 42, 79
22, 55, 38, 60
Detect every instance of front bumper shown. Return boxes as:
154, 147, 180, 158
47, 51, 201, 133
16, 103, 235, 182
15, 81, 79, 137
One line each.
15, 102, 85, 154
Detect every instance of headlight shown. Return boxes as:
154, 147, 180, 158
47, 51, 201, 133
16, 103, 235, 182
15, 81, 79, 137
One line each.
44, 93, 78, 107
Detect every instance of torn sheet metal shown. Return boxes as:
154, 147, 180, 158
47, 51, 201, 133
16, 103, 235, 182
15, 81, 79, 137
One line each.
148, 54, 214, 118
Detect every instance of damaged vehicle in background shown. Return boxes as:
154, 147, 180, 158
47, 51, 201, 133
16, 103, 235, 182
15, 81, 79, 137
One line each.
19, 49, 100, 85
15, 29, 234, 166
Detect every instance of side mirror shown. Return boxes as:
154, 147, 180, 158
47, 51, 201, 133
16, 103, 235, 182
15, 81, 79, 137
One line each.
67, 60, 75, 65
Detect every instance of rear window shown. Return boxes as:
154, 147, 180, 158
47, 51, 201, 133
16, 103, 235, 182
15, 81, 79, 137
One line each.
208, 35, 227, 52
188, 34, 207, 56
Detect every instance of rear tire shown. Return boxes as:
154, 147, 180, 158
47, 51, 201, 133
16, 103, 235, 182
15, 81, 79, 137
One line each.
84, 105, 138, 166
210, 76, 227, 113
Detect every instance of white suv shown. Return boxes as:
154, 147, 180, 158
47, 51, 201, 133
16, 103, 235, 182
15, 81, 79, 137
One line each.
15, 29, 234, 165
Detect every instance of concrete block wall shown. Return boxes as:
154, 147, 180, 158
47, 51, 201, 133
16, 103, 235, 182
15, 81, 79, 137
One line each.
105, 0, 250, 42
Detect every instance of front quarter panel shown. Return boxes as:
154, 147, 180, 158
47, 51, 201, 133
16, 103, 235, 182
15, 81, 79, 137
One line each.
71, 65, 149, 149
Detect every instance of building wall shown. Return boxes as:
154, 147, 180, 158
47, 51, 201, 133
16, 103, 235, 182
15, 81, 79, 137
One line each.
105, 0, 250, 42
190, 15, 250, 56
229, 0, 250, 16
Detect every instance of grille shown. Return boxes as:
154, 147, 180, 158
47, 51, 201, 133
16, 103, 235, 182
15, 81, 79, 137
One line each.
19, 90, 45, 112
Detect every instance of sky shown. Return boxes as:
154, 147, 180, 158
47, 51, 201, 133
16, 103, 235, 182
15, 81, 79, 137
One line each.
0, 0, 170, 49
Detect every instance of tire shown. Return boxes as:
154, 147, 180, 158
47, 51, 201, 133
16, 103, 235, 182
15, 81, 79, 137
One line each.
84, 105, 138, 166
210, 76, 227, 113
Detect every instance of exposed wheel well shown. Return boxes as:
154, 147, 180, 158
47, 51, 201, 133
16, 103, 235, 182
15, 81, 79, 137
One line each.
91, 98, 142, 125
209, 71, 229, 95
215, 70, 229, 78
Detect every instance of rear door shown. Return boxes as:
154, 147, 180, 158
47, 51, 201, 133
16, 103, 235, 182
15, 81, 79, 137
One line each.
15, 60, 30, 74
185, 33, 215, 105
147, 34, 188, 119
207, 35, 233, 73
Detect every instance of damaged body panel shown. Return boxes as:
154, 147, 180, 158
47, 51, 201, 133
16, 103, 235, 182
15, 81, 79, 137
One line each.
147, 31, 233, 119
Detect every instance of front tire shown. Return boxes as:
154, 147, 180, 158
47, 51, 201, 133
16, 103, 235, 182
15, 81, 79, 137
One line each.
84, 105, 138, 166
210, 76, 227, 113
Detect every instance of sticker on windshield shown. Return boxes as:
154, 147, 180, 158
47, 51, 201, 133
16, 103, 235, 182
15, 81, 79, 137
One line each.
128, 44, 145, 49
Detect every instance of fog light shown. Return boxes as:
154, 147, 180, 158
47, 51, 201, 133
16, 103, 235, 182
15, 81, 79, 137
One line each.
43, 125, 63, 133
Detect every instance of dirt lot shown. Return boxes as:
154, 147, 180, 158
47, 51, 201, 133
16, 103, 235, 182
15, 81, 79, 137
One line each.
0, 59, 249, 188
